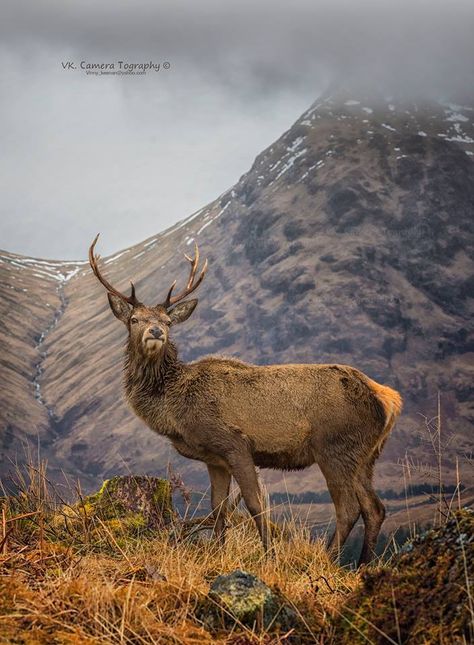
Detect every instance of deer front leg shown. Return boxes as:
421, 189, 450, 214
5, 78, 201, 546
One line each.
207, 464, 231, 544
227, 452, 271, 552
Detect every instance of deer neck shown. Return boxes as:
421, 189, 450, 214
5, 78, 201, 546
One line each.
124, 340, 183, 398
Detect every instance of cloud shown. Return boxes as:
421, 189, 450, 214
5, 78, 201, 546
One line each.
2, 0, 473, 97
0, 0, 473, 259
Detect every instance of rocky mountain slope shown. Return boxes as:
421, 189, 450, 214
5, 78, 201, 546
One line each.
1, 90, 473, 496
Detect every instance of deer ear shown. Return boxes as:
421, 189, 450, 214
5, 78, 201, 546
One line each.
107, 293, 131, 323
168, 299, 198, 325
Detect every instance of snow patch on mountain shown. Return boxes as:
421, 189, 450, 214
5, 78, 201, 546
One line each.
0, 255, 85, 282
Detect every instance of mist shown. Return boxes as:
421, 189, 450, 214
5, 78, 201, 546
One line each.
1, 0, 473, 259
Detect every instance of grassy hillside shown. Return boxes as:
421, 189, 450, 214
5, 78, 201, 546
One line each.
0, 466, 472, 643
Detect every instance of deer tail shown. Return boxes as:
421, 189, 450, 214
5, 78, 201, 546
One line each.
366, 378, 403, 457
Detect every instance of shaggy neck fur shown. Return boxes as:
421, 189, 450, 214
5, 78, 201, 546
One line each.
124, 340, 183, 397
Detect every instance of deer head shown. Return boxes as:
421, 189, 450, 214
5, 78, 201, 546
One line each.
89, 234, 208, 358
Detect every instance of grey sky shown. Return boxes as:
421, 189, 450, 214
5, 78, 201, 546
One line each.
1, 0, 473, 260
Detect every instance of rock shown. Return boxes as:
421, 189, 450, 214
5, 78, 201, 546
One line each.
198, 569, 298, 635
82, 475, 173, 531
333, 509, 474, 643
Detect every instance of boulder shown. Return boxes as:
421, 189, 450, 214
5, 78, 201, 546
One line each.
80, 475, 173, 533
199, 569, 298, 635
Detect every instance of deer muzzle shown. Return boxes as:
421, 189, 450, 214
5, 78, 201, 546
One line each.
143, 327, 166, 354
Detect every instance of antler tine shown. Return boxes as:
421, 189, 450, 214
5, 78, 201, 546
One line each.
164, 280, 177, 307
163, 242, 208, 309
88, 234, 141, 307
184, 242, 200, 289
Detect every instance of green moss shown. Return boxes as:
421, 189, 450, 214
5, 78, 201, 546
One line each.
83, 477, 127, 519
39, 476, 174, 552
80, 475, 173, 538
333, 510, 474, 644
152, 479, 173, 522
104, 512, 148, 536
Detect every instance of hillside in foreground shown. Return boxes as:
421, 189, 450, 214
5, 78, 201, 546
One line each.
0, 472, 472, 643
1, 89, 473, 501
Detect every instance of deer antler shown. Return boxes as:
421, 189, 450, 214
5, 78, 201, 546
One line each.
89, 234, 141, 307
162, 242, 208, 309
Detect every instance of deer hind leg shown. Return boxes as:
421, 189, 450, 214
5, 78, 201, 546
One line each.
323, 476, 361, 562
227, 452, 271, 551
207, 464, 231, 545
355, 462, 386, 566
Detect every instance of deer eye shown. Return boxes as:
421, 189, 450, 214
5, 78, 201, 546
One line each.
130, 317, 139, 325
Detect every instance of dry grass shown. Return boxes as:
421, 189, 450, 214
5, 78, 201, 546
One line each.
0, 465, 360, 644
2, 397, 471, 645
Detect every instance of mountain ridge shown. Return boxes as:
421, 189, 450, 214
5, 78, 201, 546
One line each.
1, 90, 473, 496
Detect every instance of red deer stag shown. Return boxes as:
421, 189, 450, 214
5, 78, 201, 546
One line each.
89, 235, 402, 565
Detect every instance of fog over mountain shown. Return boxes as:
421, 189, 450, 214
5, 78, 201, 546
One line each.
1, 0, 473, 258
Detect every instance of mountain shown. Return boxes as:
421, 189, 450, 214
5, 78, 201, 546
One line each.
1, 90, 473, 497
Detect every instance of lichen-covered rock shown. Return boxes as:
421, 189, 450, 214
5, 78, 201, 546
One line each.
198, 569, 298, 636
83, 475, 173, 529
48, 476, 174, 546
333, 509, 474, 644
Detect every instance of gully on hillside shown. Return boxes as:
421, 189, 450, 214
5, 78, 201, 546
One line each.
33, 282, 68, 418
17, 260, 84, 430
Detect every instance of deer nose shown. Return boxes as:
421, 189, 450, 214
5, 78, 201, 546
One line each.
149, 327, 165, 340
